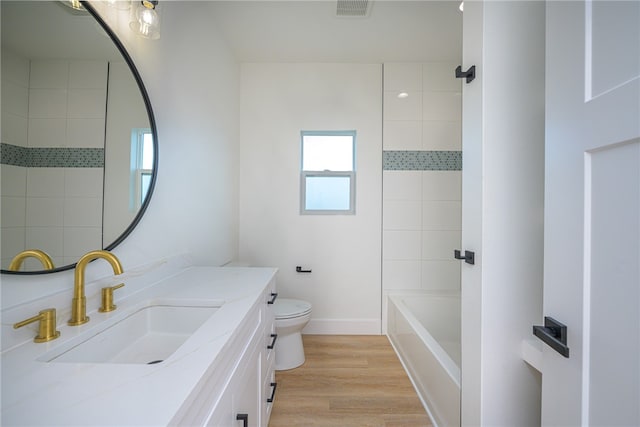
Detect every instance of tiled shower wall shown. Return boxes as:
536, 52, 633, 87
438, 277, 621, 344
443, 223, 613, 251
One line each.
382, 63, 462, 294
1, 49, 106, 270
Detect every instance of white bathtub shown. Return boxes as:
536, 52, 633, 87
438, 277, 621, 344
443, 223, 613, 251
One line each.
387, 292, 461, 427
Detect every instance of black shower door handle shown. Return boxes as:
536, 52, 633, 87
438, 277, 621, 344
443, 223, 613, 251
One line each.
533, 316, 570, 358
454, 249, 475, 265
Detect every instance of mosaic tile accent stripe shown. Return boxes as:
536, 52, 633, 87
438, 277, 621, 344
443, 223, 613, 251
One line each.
0, 143, 30, 167
383, 150, 462, 171
0, 143, 104, 168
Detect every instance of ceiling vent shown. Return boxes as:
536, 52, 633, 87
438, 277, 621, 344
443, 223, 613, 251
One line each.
336, 0, 372, 17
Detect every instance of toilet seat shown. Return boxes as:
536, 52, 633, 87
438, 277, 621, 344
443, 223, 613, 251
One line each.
274, 298, 312, 320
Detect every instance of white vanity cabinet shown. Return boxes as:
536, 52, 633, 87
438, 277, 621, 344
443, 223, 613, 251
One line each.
204, 282, 277, 427
206, 333, 261, 427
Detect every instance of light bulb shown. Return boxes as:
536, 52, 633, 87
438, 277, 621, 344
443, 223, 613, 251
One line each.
130, 1, 160, 39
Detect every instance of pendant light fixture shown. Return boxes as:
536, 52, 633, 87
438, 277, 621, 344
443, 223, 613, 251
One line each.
130, 0, 160, 40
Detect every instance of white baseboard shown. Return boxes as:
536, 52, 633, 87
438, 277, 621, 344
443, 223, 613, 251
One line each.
302, 318, 381, 335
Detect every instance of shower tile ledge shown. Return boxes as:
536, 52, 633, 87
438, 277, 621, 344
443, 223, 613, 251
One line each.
521, 338, 543, 373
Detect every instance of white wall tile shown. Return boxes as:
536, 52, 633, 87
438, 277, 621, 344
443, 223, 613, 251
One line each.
2, 82, 29, 117
67, 89, 106, 119
383, 171, 422, 201
384, 91, 422, 121
422, 171, 462, 200
68, 61, 108, 89
423, 91, 462, 121
1, 228, 25, 264
421, 260, 461, 291
384, 63, 422, 91
1, 196, 26, 228
29, 89, 67, 119
383, 200, 422, 230
67, 118, 105, 148
29, 61, 68, 89
383, 230, 421, 260
2, 114, 28, 146
63, 197, 102, 227
382, 61, 462, 295
383, 260, 421, 289
422, 201, 462, 230
28, 118, 67, 147
65, 169, 104, 197
2, 50, 29, 87
422, 230, 461, 260
383, 120, 422, 150
422, 121, 461, 150
63, 227, 103, 261
423, 62, 462, 91
26, 198, 64, 227
1, 165, 27, 197
27, 169, 65, 197
26, 227, 63, 256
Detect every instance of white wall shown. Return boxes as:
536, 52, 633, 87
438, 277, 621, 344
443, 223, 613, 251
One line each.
238, 63, 382, 334
106, 1, 241, 269
1, 2, 241, 303
461, 1, 545, 425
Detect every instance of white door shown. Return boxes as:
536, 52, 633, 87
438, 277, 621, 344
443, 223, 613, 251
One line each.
542, 1, 640, 425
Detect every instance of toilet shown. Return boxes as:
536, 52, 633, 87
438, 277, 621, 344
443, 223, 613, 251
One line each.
273, 298, 312, 370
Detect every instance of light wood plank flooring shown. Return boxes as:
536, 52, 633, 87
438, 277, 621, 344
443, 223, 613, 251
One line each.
268, 335, 432, 427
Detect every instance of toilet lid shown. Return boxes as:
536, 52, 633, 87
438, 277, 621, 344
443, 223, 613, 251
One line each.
274, 298, 312, 319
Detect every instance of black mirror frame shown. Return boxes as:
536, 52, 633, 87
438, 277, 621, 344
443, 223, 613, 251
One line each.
1, 0, 159, 275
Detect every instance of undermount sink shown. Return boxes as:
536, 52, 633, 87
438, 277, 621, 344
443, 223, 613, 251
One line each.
45, 302, 222, 365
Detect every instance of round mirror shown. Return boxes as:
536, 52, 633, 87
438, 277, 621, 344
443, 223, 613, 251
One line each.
1, 1, 158, 274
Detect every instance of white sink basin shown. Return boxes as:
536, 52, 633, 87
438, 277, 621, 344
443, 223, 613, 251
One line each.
45, 302, 222, 365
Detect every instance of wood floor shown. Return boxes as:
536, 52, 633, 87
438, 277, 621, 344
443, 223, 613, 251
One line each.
268, 335, 433, 427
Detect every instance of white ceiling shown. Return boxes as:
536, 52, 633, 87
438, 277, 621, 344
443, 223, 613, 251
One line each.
207, 1, 463, 63
1, 1, 122, 61
1, 1, 462, 64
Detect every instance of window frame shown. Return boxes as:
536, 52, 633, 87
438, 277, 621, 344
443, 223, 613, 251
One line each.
130, 128, 153, 211
300, 130, 356, 215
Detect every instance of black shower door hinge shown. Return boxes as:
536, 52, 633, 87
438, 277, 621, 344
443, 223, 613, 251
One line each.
455, 65, 476, 83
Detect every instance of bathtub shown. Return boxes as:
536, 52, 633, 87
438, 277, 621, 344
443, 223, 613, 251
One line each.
387, 292, 461, 427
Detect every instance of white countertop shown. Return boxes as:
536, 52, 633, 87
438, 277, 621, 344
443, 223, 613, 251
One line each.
1, 266, 277, 426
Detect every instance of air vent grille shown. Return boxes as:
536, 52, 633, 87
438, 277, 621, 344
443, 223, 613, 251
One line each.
336, 0, 372, 17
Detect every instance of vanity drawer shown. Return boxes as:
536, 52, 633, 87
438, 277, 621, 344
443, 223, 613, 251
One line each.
262, 358, 277, 426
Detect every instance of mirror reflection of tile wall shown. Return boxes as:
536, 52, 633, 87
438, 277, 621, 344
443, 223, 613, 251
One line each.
1, 50, 106, 269
382, 62, 462, 294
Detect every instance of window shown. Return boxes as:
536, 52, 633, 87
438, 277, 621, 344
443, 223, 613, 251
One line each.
300, 131, 356, 214
130, 128, 154, 211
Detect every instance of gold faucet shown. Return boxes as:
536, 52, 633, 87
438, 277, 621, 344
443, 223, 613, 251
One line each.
99, 283, 125, 313
69, 250, 124, 326
14, 308, 60, 343
8, 249, 54, 271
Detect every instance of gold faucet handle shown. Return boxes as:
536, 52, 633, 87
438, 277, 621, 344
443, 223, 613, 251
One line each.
99, 283, 125, 313
13, 308, 61, 343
